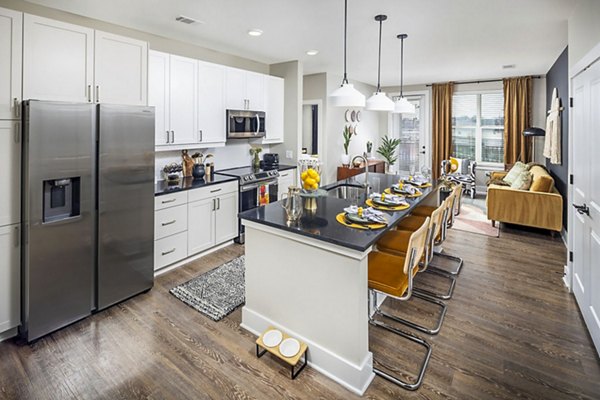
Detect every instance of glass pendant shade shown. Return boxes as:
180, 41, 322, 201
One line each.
330, 83, 366, 107
393, 96, 416, 114
366, 91, 395, 111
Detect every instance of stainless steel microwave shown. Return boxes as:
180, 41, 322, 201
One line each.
226, 110, 266, 139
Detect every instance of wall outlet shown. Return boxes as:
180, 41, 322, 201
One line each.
286, 150, 293, 159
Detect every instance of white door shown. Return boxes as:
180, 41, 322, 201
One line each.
149, 50, 170, 146
187, 198, 215, 255
0, 223, 20, 333
246, 72, 265, 111
169, 55, 197, 144
225, 67, 246, 110
197, 61, 225, 144
23, 14, 94, 103
264, 76, 284, 143
0, 121, 20, 227
94, 30, 147, 105
0, 7, 22, 119
389, 94, 429, 174
572, 58, 600, 354
215, 192, 238, 244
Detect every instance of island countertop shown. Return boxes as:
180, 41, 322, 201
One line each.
239, 172, 437, 252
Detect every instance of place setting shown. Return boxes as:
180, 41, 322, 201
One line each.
385, 181, 424, 198
401, 174, 432, 188
336, 205, 388, 230
366, 192, 410, 211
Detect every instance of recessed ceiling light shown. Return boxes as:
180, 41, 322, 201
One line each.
175, 15, 204, 25
248, 29, 263, 37
306, 50, 319, 56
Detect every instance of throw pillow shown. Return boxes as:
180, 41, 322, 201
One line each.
530, 175, 554, 192
503, 161, 527, 185
510, 170, 533, 190
450, 157, 470, 175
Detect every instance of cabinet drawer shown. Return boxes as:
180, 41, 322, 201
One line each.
155, 191, 188, 211
155, 204, 187, 240
154, 231, 187, 270
188, 181, 238, 203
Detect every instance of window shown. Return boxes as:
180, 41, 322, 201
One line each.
452, 91, 504, 164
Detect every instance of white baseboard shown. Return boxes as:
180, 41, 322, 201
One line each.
154, 240, 236, 277
241, 307, 375, 396
0, 327, 18, 343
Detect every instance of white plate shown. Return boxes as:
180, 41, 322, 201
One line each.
279, 338, 301, 358
345, 109, 351, 122
262, 329, 283, 348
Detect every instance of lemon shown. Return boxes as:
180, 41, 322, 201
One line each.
358, 207, 363, 217
311, 182, 319, 190
305, 177, 316, 187
303, 182, 312, 190
381, 193, 386, 201
314, 175, 320, 183
307, 168, 318, 179
301, 171, 309, 181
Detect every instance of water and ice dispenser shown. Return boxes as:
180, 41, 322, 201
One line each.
42, 177, 81, 223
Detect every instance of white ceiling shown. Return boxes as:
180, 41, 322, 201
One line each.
27, 0, 575, 86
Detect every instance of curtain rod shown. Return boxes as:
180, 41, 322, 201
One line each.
425, 75, 542, 87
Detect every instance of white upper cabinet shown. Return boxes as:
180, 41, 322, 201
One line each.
264, 76, 284, 143
149, 50, 170, 146
197, 61, 225, 144
23, 14, 94, 103
0, 7, 22, 120
225, 67, 266, 111
169, 55, 198, 145
94, 30, 148, 105
0, 121, 20, 227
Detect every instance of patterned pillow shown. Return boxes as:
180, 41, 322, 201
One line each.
503, 162, 527, 185
450, 157, 469, 175
510, 170, 533, 190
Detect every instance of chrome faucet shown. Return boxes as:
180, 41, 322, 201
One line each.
351, 153, 370, 192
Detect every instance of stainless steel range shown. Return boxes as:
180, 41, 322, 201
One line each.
215, 167, 279, 243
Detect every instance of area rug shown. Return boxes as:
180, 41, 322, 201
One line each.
453, 203, 498, 237
170, 256, 245, 321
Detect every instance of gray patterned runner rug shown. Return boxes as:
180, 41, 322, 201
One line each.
170, 256, 245, 321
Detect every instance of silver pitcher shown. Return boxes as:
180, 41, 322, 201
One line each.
281, 185, 303, 223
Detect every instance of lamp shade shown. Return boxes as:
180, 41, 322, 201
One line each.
366, 92, 394, 111
329, 83, 366, 107
522, 127, 546, 137
393, 96, 416, 114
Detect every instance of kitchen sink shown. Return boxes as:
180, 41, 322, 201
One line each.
326, 184, 367, 201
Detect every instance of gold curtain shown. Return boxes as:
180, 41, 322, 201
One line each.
432, 82, 454, 180
503, 76, 532, 165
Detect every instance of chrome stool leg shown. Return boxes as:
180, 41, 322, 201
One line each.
414, 268, 457, 300
428, 251, 463, 276
374, 291, 447, 335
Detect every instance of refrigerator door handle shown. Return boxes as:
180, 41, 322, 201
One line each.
14, 122, 20, 143
14, 226, 19, 247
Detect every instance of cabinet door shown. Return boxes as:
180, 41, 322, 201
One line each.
188, 198, 215, 255
0, 121, 20, 227
169, 55, 197, 144
264, 76, 284, 143
278, 169, 296, 200
149, 50, 170, 146
197, 61, 225, 144
23, 14, 94, 103
0, 224, 20, 333
0, 7, 22, 120
215, 192, 239, 244
246, 72, 265, 111
94, 30, 148, 105
225, 67, 246, 110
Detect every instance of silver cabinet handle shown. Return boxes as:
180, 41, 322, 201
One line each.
14, 226, 19, 247
14, 122, 20, 143
171, 130, 175, 143
14, 98, 20, 118
166, 130, 170, 144
212, 198, 216, 211
210, 188, 222, 193
161, 220, 176, 226
217, 198, 220, 210
255, 114, 260, 135
95, 85, 100, 103
161, 248, 176, 256
87, 85, 91, 103
199, 130, 203, 142
161, 198, 176, 204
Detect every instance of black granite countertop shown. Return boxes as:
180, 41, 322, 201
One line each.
155, 175, 238, 196
239, 173, 438, 252
276, 164, 297, 171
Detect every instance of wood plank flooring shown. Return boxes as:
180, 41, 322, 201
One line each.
1, 225, 599, 399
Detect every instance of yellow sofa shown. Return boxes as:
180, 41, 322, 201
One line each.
486, 166, 563, 232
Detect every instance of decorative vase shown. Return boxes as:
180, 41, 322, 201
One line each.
192, 163, 205, 180
252, 153, 261, 170
341, 153, 350, 167
366, 151, 372, 159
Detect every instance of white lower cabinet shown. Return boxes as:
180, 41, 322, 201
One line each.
278, 168, 297, 200
154, 181, 238, 271
0, 224, 20, 334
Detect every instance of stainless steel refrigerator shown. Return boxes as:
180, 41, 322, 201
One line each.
21, 100, 155, 342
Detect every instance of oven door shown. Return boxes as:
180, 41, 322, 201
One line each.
238, 178, 278, 243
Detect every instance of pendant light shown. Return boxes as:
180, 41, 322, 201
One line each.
329, 0, 366, 107
393, 33, 416, 114
365, 15, 395, 112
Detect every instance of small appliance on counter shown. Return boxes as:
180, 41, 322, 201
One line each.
261, 153, 279, 170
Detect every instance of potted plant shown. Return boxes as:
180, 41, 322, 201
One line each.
341, 126, 352, 166
366, 141, 373, 159
376, 135, 401, 173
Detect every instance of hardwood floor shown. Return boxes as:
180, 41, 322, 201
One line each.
1, 226, 599, 399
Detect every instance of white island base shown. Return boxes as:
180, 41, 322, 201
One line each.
241, 220, 375, 395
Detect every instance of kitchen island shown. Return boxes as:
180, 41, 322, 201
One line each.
239, 173, 438, 395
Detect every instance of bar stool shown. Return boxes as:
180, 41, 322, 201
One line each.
411, 185, 464, 275
379, 198, 456, 301
368, 217, 432, 390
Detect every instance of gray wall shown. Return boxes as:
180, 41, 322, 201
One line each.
545, 47, 569, 231
568, 0, 600, 70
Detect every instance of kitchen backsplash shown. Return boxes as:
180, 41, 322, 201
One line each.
155, 141, 272, 182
